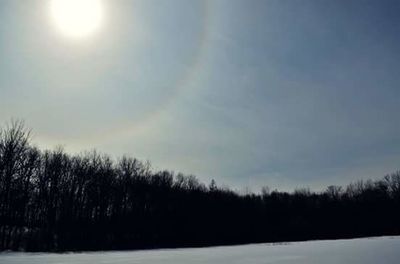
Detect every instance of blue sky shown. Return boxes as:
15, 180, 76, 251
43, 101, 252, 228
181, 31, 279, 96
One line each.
1, 0, 399, 191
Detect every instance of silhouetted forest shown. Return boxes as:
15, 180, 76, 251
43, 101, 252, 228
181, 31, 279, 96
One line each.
0, 121, 399, 251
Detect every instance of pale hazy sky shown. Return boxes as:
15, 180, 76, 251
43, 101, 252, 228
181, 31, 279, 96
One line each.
1, 0, 400, 191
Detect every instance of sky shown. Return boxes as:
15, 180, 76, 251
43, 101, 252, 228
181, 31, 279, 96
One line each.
0, 0, 399, 191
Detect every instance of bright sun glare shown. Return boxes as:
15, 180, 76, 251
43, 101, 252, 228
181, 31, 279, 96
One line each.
50, 0, 104, 39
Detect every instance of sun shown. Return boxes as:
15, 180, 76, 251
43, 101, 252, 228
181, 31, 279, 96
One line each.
50, 0, 104, 39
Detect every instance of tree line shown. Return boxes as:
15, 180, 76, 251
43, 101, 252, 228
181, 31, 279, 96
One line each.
0, 120, 399, 251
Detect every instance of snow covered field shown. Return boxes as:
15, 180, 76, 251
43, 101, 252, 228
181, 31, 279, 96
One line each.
1, 236, 399, 264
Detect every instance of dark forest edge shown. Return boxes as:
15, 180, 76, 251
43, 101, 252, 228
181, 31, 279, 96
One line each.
0, 120, 399, 252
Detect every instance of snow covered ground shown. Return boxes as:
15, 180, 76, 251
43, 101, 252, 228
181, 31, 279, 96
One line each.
1, 236, 399, 264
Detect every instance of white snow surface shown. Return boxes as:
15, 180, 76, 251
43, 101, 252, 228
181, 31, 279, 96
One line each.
1, 236, 399, 264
